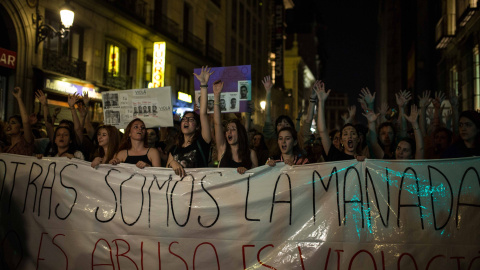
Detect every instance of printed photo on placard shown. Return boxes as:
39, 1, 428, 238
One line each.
238, 80, 251, 100
103, 93, 119, 109
104, 110, 120, 125
195, 91, 201, 110
219, 93, 228, 112
207, 94, 214, 113
225, 92, 240, 112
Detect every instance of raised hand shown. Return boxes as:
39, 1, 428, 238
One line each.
341, 105, 356, 123
53, 107, 62, 117
35, 90, 48, 105
212, 80, 224, 96
359, 87, 376, 105
313, 81, 330, 104
310, 80, 321, 101
403, 104, 419, 123
193, 66, 214, 84
449, 89, 461, 109
67, 94, 79, 108
378, 101, 389, 116
78, 105, 87, 118
12, 87, 22, 99
418, 90, 431, 108
362, 110, 379, 123
432, 91, 445, 110
395, 90, 412, 108
357, 97, 368, 112
83, 91, 90, 107
262, 76, 273, 93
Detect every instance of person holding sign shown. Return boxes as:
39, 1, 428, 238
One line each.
91, 125, 120, 168
166, 66, 213, 177
213, 80, 258, 174
267, 127, 308, 166
110, 118, 161, 168
315, 81, 366, 162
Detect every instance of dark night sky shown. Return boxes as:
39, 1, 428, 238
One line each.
315, 1, 379, 103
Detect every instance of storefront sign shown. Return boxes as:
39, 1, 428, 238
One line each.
152, 42, 166, 87
45, 78, 102, 99
178, 91, 192, 103
0, 47, 16, 69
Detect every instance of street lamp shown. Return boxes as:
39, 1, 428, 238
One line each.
260, 100, 266, 111
33, 0, 75, 53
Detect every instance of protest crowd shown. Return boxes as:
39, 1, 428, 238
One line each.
2, 66, 480, 174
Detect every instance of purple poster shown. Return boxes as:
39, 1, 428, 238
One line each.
194, 65, 251, 113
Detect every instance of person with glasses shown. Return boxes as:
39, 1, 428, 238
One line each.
166, 66, 213, 177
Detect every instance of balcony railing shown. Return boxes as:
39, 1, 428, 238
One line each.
183, 31, 204, 54
151, 12, 179, 41
103, 72, 133, 90
43, 49, 86, 80
206, 44, 222, 64
104, 0, 148, 23
436, 16, 455, 49
458, 0, 478, 27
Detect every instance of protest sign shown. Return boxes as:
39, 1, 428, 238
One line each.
102, 87, 173, 128
194, 65, 251, 113
0, 154, 479, 269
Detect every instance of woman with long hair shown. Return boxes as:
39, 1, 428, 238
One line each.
315, 81, 366, 161
267, 127, 308, 166
213, 80, 257, 174
252, 131, 269, 165
37, 126, 84, 160
110, 118, 161, 168
3, 87, 34, 156
166, 66, 213, 176
91, 125, 120, 168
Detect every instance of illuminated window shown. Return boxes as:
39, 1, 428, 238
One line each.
447, 0, 456, 35
108, 44, 120, 76
474, 45, 480, 110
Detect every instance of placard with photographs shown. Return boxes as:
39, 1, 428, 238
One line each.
193, 65, 251, 113
101, 87, 173, 129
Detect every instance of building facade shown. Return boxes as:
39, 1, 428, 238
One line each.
0, 0, 229, 124
436, 0, 480, 111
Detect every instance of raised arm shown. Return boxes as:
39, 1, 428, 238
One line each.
212, 80, 226, 160
341, 105, 357, 125
12, 87, 33, 144
449, 90, 460, 134
359, 87, 376, 111
82, 92, 95, 139
377, 101, 389, 125
36, 90, 54, 142
363, 110, 384, 159
417, 90, 431, 137
193, 66, 214, 144
431, 91, 445, 133
395, 90, 412, 139
67, 94, 84, 144
314, 81, 332, 155
404, 104, 424, 159
300, 80, 320, 145
261, 76, 275, 139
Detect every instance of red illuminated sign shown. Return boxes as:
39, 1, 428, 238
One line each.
0, 47, 16, 69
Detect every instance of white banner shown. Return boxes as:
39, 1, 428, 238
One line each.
102, 87, 173, 129
0, 154, 479, 269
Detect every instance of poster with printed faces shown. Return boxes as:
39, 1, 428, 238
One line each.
102, 87, 173, 129
193, 65, 251, 113
195, 92, 219, 114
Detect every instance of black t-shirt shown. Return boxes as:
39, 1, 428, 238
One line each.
441, 140, 480, 158
326, 145, 355, 162
171, 136, 211, 168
